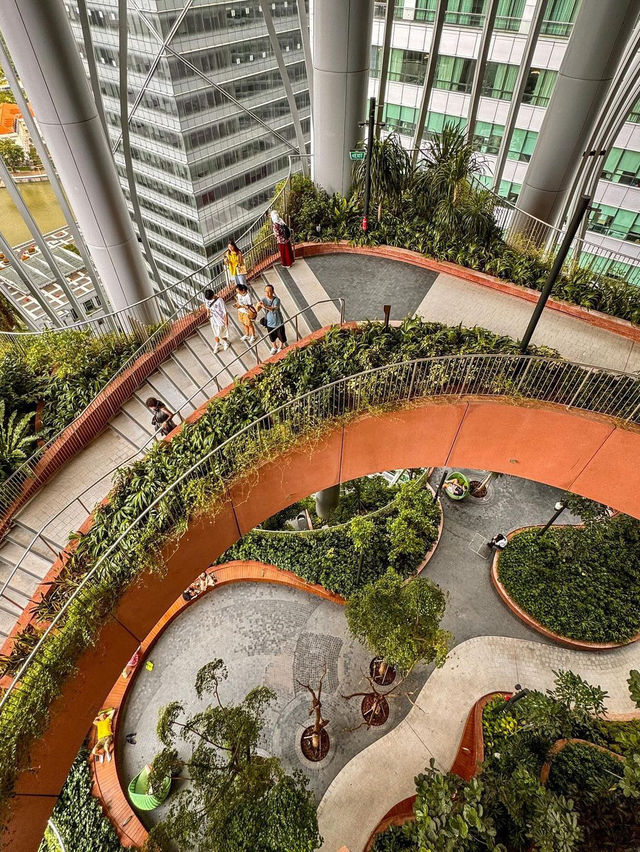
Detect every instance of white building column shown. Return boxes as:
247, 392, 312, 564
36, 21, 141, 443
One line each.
312, 0, 373, 195
0, 0, 157, 319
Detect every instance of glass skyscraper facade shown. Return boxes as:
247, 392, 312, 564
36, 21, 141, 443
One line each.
65, 0, 311, 293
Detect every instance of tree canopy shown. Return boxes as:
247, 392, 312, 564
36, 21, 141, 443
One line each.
346, 568, 451, 673
145, 659, 321, 852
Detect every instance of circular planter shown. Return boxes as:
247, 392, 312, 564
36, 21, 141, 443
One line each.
362, 693, 389, 727
370, 657, 396, 686
491, 526, 640, 650
300, 726, 330, 762
469, 480, 487, 498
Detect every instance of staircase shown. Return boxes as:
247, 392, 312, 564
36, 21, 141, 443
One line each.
0, 266, 343, 642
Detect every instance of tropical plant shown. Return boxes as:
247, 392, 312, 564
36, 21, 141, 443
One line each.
0, 399, 36, 481
351, 133, 413, 218
145, 659, 321, 852
346, 568, 451, 674
497, 515, 640, 642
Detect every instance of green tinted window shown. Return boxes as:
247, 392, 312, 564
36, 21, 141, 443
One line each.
383, 103, 419, 135
541, 0, 580, 37
435, 55, 475, 92
602, 148, 640, 186
483, 62, 518, 99
522, 68, 557, 106
389, 48, 429, 85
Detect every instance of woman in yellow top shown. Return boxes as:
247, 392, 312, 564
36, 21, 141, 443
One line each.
224, 240, 247, 287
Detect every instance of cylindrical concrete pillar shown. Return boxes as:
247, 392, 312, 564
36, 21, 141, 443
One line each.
0, 0, 157, 319
312, 0, 373, 195
515, 0, 640, 237
315, 485, 341, 520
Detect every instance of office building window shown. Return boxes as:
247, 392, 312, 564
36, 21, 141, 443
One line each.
415, 0, 524, 27
602, 148, 640, 186
473, 120, 504, 155
371, 48, 428, 85
541, 0, 580, 38
589, 205, 640, 243
482, 62, 518, 100
384, 103, 419, 136
508, 128, 538, 161
627, 98, 640, 124
435, 55, 475, 92
522, 68, 557, 106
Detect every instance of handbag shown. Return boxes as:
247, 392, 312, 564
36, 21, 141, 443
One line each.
259, 316, 268, 327
246, 304, 257, 320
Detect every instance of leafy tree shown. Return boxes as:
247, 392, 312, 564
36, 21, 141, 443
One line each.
561, 492, 610, 524
145, 659, 321, 852
28, 145, 42, 169
0, 398, 36, 479
628, 669, 640, 707
346, 568, 451, 674
517, 670, 608, 742
0, 92, 16, 105
0, 139, 24, 171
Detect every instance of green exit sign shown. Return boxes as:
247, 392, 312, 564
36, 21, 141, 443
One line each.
350, 150, 365, 161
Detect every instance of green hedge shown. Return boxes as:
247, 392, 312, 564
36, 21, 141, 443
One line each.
497, 517, 640, 642
0, 318, 563, 821
280, 172, 640, 326
38, 748, 125, 852
221, 477, 441, 596
0, 327, 150, 486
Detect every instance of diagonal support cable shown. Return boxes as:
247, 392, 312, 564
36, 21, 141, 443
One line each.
111, 0, 194, 154
131, 0, 301, 156
117, 0, 166, 298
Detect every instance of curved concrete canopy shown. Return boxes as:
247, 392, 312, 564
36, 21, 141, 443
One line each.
4, 398, 640, 850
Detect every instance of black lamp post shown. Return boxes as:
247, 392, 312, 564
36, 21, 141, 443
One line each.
538, 501, 566, 538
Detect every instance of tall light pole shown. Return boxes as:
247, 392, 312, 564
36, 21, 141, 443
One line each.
538, 501, 566, 538
519, 196, 591, 353
362, 97, 376, 233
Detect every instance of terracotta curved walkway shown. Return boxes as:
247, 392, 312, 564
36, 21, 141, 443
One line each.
317, 634, 640, 852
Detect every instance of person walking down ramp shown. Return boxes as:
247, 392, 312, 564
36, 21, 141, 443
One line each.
204, 288, 229, 353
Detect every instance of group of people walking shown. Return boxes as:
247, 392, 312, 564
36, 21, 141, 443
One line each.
144, 211, 294, 439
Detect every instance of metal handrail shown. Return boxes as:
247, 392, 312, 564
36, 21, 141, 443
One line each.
0, 165, 291, 341
2, 350, 640, 712
473, 175, 640, 280
0, 167, 295, 513
0, 298, 345, 617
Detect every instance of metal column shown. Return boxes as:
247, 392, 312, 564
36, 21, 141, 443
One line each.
297, 0, 313, 111
491, 0, 548, 191
312, 0, 374, 195
411, 0, 447, 164
0, 0, 157, 319
375, 0, 396, 138
262, 2, 309, 174
514, 0, 640, 239
0, 38, 112, 320
466, 0, 499, 141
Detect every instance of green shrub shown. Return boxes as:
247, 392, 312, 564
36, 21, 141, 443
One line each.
370, 823, 417, 851
222, 477, 439, 596
497, 517, 640, 642
0, 326, 149, 487
38, 748, 125, 852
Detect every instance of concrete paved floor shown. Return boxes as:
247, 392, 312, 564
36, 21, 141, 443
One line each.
119, 471, 579, 829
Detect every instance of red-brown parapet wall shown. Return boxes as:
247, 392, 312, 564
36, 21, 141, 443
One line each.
294, 242, 640, 343
91, 560, 345, 849
5, 402, 640, 847
491, 526, 640, 651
